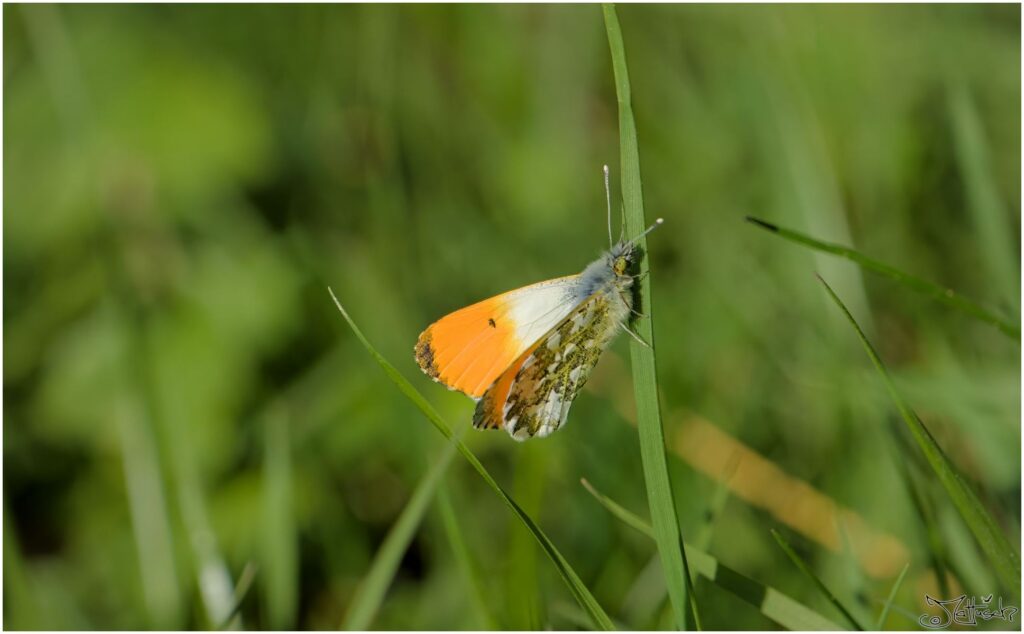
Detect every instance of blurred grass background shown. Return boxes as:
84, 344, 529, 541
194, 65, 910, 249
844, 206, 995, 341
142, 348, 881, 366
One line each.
3, 3, 1020, 630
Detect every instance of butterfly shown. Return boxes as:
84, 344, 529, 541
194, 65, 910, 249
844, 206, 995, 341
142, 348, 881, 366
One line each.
415, 167, 663, 440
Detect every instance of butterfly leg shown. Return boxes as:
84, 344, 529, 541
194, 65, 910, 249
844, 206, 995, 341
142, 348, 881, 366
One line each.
618, 290, 648, 319
620, 323, 651, 348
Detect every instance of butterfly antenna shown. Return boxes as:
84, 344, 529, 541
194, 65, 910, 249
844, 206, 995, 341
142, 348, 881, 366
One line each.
603, 164, 613, 249
629, 217, 665, 245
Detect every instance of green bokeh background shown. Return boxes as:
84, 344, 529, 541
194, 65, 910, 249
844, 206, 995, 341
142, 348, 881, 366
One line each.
3, 4, 1020, 630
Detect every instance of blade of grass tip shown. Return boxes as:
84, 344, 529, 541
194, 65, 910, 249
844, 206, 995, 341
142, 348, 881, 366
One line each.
603, 4, 699, 630
436, 481, 499, 630
342, 424, 462, 630
328, 288, 615, 630
582, 478, 654, 539
770, 528, 866, 631
817, 275, 1021, 596
875, 563, 910, 630
581, 479, 845, 631
218, 562, 258, 631
746, 217, 1020, 341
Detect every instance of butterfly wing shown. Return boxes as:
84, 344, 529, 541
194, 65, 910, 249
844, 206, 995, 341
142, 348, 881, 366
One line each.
473, 288, 631, 439
415, 275, 586, 398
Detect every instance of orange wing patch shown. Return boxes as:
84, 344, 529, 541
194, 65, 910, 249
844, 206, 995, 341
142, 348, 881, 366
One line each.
415, 294, 522, 398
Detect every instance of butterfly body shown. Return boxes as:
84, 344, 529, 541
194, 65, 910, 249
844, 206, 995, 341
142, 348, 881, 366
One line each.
415, 240, 639, 441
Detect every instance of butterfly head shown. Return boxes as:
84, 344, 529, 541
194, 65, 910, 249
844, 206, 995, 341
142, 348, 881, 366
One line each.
609, 242, 637, 278
608, 217, 663, 278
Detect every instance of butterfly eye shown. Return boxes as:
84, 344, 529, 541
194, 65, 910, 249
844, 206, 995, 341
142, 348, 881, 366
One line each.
613, 256, 629, 276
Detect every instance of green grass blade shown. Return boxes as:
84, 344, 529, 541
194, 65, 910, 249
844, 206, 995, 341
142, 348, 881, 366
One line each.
436, 482, 499, 630
328, 288, 616, 631
770, 529, 866, 631
889, 425, 953, 597
581, 479, 846, 631
117, 404, 183, 628
749, 217, 1019, 342
262, 408, 297, 629
948, 85, 1019, 307
341, 425, 461, 630
875, 563, 910, 630
507, 445, 548, 629
218, 562, 258, 630
817, 276, 1021, 596
746, 217, 1019, 341
603, 4, 699, 630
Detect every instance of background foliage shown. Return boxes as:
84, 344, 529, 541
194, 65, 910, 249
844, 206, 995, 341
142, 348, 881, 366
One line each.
4, 4, 1020, 630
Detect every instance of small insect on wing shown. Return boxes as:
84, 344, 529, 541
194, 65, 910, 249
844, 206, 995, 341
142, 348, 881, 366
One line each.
415, 275, 585, 399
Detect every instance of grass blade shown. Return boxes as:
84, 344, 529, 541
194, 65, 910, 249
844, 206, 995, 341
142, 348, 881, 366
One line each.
328, 288, 616, 631
218, 562, 258, 631
817, 276, 1021, 596
341, 424, 461, 630
263, 408, 297, 629
603, 4, 700, 629
436, 481, 499, 629
948, 85, 1019, 307
875, 563, 910, 630
888, 422, 953, 598
770, 528, 866, 630
581, 479, 846, 631
746, 217, 1019, 341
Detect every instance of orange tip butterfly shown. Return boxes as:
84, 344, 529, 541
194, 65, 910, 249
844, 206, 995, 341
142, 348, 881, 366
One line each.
415, 166, 663, 441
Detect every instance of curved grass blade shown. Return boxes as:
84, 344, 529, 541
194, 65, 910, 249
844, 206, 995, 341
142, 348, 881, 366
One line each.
341, 428, 461, 630
581, 479, 845, 631
875, 563, 910, 630
817, 276, 1021, 596
746, 217, 1019, 341
328, 288, 615, 631
603, 4, 699, 630
770, 529, 866, 630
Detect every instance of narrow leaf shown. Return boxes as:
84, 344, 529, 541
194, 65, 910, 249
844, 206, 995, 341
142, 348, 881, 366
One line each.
746, 216, 1019, 341
876, 563, 910, 630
